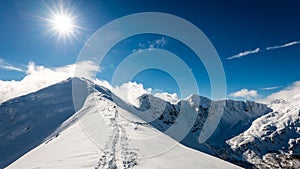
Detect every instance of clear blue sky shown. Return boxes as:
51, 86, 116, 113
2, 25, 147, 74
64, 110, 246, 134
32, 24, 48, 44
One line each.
0, 0, 299, 99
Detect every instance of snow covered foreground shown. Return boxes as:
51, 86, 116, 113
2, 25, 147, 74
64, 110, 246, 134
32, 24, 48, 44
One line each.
4, 78, 240, 169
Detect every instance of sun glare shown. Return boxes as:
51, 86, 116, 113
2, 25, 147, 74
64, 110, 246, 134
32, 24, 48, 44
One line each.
52, 14, 74, 34
41, 1, 82, 43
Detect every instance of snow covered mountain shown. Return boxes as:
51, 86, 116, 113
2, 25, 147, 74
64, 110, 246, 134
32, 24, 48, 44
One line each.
1, 78, 240, 169
1, 77, 299, 168
133, 92, 273, 166
227, 97, 300, 168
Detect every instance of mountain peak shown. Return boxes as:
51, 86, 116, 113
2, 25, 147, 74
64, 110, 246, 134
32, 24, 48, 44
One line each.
184, 94, 211, 108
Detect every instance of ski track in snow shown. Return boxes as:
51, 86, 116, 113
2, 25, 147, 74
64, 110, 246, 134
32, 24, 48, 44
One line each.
95, 100, 138, 169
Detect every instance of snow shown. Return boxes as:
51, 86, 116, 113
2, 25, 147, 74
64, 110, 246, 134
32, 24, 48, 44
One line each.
227, 95, 300, 168
4, 77, 298, 168
6, 121, 100, 169
0, 78, 82, 168
141, 93, 271, 153
4, 78, 240, 169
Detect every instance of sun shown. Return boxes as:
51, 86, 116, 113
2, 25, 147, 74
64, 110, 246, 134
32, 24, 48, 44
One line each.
52, 14, 74, 34
41, 1, 82, 43
48, 10, 78, 40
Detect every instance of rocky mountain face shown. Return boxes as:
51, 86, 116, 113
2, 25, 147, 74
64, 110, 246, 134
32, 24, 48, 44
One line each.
134, 93, 278, 168
227, 98, 300, 168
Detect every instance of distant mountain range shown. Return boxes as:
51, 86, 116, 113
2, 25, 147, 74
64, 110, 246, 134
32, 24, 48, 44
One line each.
1, 78, 299, 168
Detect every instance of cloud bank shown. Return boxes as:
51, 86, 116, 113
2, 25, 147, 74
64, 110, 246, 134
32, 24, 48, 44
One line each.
95, 79, 179, 106
2, 60, 299, 109
260, 81, 300, 104
228, 81, 300, 103
0, 61, 96, 103
0, 61, 179, 106
154, 92, 179, 104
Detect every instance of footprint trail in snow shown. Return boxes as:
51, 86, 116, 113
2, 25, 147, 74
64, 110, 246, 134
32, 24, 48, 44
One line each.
95, 99, 138, 169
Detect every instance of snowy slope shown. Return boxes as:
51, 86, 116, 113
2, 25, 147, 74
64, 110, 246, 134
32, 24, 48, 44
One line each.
0, 78, 90, 168
227, 96, 300, 168
5, 78, 240, 169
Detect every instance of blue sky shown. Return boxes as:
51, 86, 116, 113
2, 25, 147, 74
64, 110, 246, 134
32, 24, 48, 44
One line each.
0, 0, 299, 100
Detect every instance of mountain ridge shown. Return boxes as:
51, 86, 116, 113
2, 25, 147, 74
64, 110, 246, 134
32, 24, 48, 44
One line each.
1, 77, 299, 168
3, 77, 240, 169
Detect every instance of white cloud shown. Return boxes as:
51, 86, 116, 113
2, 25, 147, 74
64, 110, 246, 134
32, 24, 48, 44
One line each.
155, 36, 167, 48
0, 58, 24, 72
95, 79, 151, 107
55, 60, 98, 79
260, 81, 300, 104
94, 79, 180, 106
227, 48, 260, 60
94, 79, 113, 90
0, 61, 97, 103
266, 41, 300, 50
112, 82, 152, 107
229, 88, 259, 100
154, 92, 179, 104
132, 48, 144, 53
228, 40, 300, 60
261, 86, 281, 90
0, 60, 179, 106
132, 36, 167, 53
